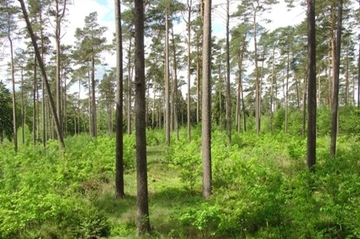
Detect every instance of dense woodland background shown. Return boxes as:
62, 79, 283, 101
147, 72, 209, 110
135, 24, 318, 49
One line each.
1, 0, 360, 238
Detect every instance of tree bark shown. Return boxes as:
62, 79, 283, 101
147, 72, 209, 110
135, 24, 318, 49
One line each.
9, 36, 17, 152
253, 4, 260, 135
165, 9, 170, 146
134, 0, 151, 234
171, 27, 179, 141
127, 39, 133, 134
115, 0, 125, 199
307, 0, 316, 172
225, 0, 231, 145
91, 56, 97, 137
330, 0, 343, 158
186, 0, 192, 142
33, 55, 37, 145
202, 0, 212, 200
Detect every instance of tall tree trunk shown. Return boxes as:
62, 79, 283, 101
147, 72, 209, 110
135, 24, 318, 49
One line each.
196, 36, 201, 124
33, 56, 37, 146
39, 10, 47, 147
88, 67, 92, 136
253, 6, 260, 135
64, 72, 67, 136
329, 4, 336, 107
270, 46, 275, 133
171, 27, 179, 141
127, 39, 132, 134
285, 50, 290, 134
55, 0, 66, 140
317, 74, 321, 106
21, 68, 25, 144
9, 36, 17, 152
152, 86, 156, 128
202, 0, 212, 200
344, 52, 349, 106
358, 36, 360, 108
115, 0, 125, 198
134, 0, 151, 234
330, 0, 343, 158
225, 0, 231, 145
186, 0, 192, 141
307, 0, 316, 172
164, 9, 170, 146
91, 56, 97, 137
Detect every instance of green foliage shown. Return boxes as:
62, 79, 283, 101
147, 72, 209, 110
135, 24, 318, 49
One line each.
167, 131, 360, 238
166, 138, 201, 191
146, 129, 165, 146
0, 134, 134, 238
0, 81, 13, 141
1, 126, 360, 238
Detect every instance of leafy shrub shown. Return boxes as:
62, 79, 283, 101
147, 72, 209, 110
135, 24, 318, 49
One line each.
73, 207, 111, 239
166, 138, 201, 191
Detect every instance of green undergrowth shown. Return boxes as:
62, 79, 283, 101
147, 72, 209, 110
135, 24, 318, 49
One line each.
1, 129, 360, 238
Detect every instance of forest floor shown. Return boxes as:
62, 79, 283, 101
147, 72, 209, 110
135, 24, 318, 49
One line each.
97, 145, 203, 239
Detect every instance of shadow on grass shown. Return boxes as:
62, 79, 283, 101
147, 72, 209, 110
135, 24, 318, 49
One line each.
93, 191, 137, 217
147, 186, 202, 237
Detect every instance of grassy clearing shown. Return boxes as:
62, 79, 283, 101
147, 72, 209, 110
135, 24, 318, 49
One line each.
102, 144, 203, 238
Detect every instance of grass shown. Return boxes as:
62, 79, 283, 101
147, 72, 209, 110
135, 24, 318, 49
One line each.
95, 144, 202, 238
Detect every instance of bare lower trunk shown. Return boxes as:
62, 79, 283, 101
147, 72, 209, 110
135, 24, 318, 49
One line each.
307, 0, 316, 172
330, 0, 343, 158
202, 0, 212, 200
9, 37, 17, 152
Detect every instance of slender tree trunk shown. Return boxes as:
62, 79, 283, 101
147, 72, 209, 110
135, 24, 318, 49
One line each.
165, 9, 170, 146
317, 74, 321, 106
225, 0, 231, 145
134, 0, 151, 234
64, 72, 68, 136
115, 0, 125, 198
331, 4, 337, 107
358, 38, 360, 108
9, 37, 17, 152
127, 40, 133, 134
270, 46, 275, 133
330, 0, 343, 158
33, 56, 37, 146
91, 56, 97, 137
196, 37, 201, 124
344, 52, 349, 106
202, 0, 212, 200
55, 0, 64, 139
152, 86, 156, 128
285, 50, 290, 134
88, 67, 92, 136
171, 27, 179, 140
253, 6, 260, 135
21, 68, 25, 144
39, 10, 47, 147
307, 0, 316, 172
186, 0, 192, 141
